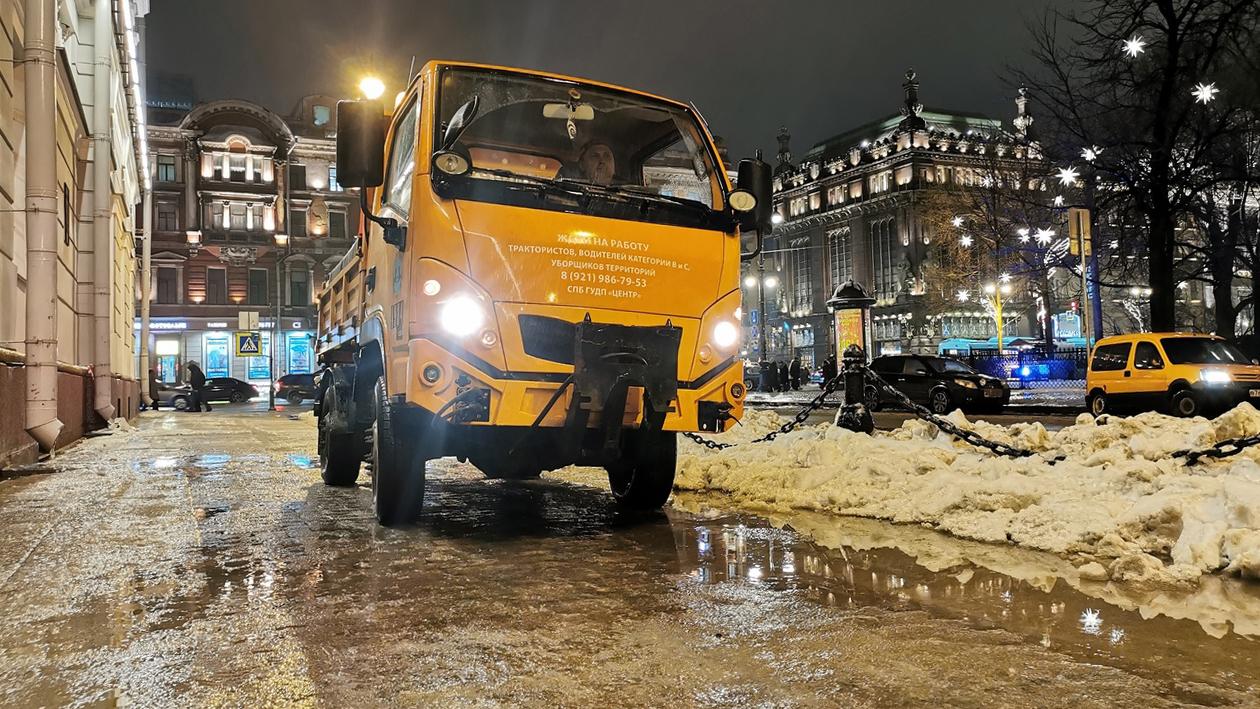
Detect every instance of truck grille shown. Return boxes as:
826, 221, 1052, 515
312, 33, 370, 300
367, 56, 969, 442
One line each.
519, 315, 577, 365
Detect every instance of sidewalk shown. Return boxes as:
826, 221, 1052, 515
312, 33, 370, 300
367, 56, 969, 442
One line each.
745, 383, 1086, 411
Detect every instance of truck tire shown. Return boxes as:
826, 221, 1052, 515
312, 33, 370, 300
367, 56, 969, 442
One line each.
318, 383, 361, 486
607, 429, 677, 509
370, 378, 426, 526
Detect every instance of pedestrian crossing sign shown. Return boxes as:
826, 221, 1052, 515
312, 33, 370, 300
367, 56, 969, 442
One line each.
235, 331, 262, 357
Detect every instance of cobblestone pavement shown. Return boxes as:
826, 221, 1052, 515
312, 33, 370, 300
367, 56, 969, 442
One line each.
0, 408, 1255, 707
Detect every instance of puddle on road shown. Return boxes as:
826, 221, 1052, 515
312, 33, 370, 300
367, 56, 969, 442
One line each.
667, 493, 1260, 694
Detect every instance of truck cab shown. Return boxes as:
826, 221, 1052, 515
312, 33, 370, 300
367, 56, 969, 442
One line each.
315, 61, 770, 525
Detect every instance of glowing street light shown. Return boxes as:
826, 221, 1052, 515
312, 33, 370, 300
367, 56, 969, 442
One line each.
1123, 36, 1146, 58
744, 276, 757, 288
358, 75, 386, 100
770, 212, 785, 225
764, 275, 779, 289
1057, 166, 1080, 187
1191, 82, 1219, 104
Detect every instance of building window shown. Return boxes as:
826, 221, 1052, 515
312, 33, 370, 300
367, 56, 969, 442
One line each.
156, 155, 177, 183
230, 154, 246, 181
289, 268, 310, 306
290, 207, 308, 237
871, 218, 899, 301
250, 204, 263, 231
788, 239, 812, 313
157, 267, 178, 304
329, 165, 342, 191
809, 192, 821, 211
313, 105, 331, 127
328, 210, 347, 239
157, 201, 178, 231
248, 268, 268, 305
229, 203, 246, 230
207, 267, 228, 305
289, 164, 307, 190
827, 185, 844, 206
828, 228, 851, 289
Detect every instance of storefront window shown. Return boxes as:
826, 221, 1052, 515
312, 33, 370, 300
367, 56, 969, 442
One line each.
204, 333, 231, 378
287, 333, 313, 374
247, 333, 272, 380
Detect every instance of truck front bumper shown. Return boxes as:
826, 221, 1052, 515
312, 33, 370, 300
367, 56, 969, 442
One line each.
403, 335, 744, 433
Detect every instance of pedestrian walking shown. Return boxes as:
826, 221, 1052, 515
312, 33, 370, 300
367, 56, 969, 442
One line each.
778, 361, 789, 392
147, 368, 161, 411
186, 360, 211, 412
789, 357, 802, 390
822, 355, 838, 385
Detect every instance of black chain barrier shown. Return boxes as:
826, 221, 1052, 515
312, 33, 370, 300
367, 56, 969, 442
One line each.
684, 360, 1260, 467
682, 374, 844, 450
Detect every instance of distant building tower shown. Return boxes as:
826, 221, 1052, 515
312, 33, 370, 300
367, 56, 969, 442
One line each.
1012, 87, 1035, 139
898, 69, 927, 131
774, 126, 793, 176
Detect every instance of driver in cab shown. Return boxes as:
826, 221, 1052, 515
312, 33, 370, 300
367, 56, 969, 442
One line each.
558, 140, 617, 186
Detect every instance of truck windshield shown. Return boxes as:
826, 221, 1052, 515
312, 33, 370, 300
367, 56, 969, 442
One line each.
1160, 337, 1250, 365
436, 67, 728, 230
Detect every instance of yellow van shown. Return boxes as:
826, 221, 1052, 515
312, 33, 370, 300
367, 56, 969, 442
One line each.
1086, 333, 1260, 417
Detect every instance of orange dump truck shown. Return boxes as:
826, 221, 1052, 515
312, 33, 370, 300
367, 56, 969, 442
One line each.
315, 61, 772, 525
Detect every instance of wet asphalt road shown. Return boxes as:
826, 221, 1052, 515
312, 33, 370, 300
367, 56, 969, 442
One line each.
1, 407, 1258, 707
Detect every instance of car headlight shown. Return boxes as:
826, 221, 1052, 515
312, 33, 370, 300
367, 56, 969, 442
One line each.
713, 320, 739, 349
1201, 369, 1232, 384
440, 296, 485, 336
954, 378, 978, 389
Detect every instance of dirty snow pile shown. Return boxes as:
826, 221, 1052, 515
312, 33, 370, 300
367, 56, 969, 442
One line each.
678, 406, 1260, 586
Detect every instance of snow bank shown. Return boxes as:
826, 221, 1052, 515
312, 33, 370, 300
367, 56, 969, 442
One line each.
678, 406, 1260, 586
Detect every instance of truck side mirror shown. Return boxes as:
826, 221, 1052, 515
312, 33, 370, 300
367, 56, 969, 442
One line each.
336, 99, 387, 188
736, 156, 773, 260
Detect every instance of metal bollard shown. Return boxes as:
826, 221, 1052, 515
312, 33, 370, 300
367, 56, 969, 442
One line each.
834, 344, 874, 433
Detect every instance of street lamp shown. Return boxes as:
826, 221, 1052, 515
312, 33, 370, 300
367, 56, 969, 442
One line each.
358, 76, 386, 100
269, 232, 292, 411
983, 281, 1013, 351
742, 271, 781, 375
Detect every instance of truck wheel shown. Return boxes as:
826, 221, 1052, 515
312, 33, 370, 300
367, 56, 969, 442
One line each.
607, 429, 677, 509
370, 378, 425, 526
318, 384, 361, 486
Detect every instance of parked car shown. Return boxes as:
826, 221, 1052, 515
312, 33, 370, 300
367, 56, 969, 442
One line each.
1086, 333, 1260, 417
865, 354, 1010, 414
166, 377, 260, 409
275, 373, 317, 405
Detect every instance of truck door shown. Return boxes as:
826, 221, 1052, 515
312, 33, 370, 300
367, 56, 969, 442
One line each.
367, 94, 421, 389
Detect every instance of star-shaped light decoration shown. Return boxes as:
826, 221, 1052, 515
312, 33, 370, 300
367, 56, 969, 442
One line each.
1081, 146, 1101, 162
1122, 36, 1145, 58
951, 216, 965, 228
1017, 227, 1031, 244
1053, 195, 1065, 207
1034, 228, 1055, 244
960, 235, 973, 248
1191, 82, 1219, 104
1057, 166, 1080, 187
956, 289, 970, 302
999, 273, 1012, 283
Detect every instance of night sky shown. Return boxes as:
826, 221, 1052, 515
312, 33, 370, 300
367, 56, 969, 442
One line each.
146, 0, 1076, 159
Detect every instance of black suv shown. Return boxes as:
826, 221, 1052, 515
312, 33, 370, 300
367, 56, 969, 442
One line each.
866, 354, 1009, 414
275, 373, 317, 405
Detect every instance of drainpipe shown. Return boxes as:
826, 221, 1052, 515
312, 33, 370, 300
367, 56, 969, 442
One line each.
23, 0, 63, 450
91, 0, 115, 421
139, 185, 152, 403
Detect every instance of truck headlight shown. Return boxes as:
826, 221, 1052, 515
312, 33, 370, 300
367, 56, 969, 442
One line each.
440, 296, 485, 336
1201, 369, 1232, 384
713, 321, 738, 349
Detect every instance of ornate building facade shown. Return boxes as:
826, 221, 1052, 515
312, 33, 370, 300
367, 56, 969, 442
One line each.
762, 71, 1052, 366
140, 97, 358, 385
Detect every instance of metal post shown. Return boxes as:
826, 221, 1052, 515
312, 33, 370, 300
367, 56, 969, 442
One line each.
994, 289, 1004, 351
269, 254, 280, 410
757, 250, 769, 391
834, 344, 873, 433
1075, 209, 1092, 345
